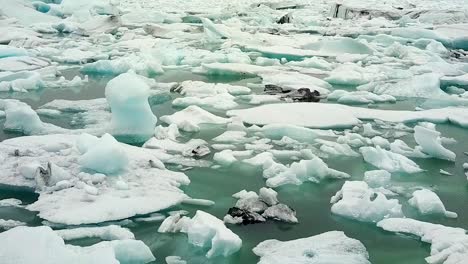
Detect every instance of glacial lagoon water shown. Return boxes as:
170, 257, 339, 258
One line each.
1, 72, 467, 264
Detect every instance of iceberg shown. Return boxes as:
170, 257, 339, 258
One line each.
358, 73, 448, 99
82, 54, 163, 76
378, 218, 468, 264
253, 231, 370, 264
0, 134, 189, 225
0, 219, 26, 230
266, 155, 350, 187
157, 210, 242, 258
330, 181, 403, 223
105, 72, 157, 140
327, 90, 396, 105
56, 225, 135, 241
414, 125, 456, 161
186, 210, 242, 258
363, 170, 391, 188
408, 189, 458, 218
160, 105, 229, 132
360, 146, 423, 173
227, 103, 468, 129
0, 99, 65, 135
77, 133, 129, 175
0, 226, 155, 264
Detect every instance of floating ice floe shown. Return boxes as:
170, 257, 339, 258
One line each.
316, 139, 359, 157
81, 54, 163, 76
55, 225, 135, 241
409, 189, 458, 218
158, 210, 242, 258
0, 226, 155, 264
144, 137, 209, 157
0, 134, 189, 225
363, 170, 391, 188
0, 56, 50, 72
253, 231, 370, 264
389, 139, 429, 158
0, 99, 66, 135
214, 149, 245, 166
330, 181, 403, 223
77, 133, 129, 175
358, 73, 449, 99
259, 123, 335, 143
172, 81, 251, 97
227, 103, 468, 129
160, 105, 229, 132
327, 90, 396, 105
0, 198, 23, 207
266, 154, 350, 188
105, 72, 157, 140
377, 218, 468, 264
0, 0, 61, 25
0, 219, 26, 230
173, 93, 238, 110
360, 146, 423, 173
414, 124, 456, 161
166, 256, 187, 264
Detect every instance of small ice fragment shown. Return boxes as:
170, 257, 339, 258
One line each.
182, 198, 215, 207
439, 169, 452, 176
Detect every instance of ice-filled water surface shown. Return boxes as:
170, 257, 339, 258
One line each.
1, 0, 468, 263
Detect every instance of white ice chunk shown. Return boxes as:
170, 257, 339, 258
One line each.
0, 219, 26, 230
0, 99, 64, 135
78, 133, 128, 175
166, 256, 186, 264
0, 134, 189, 225
228, 102, 468, 129
173, 94, 238, 110
56, 225, 135, 241
409, 189, 457, 218
330, 181, 403, 223
253, 231, 370, 264
0, 198, 22, 207
186, 210, 242, 258
316, 139, 359, 157
0, 226, 155, 264
414, 125, 456, 161
360, 146, 423, 173
266, 156, 350, 187
213, 131, 248, 143
259, 187, 278, 206
82, 54, 163, 76
105, 72, 157, 140
377, 218, 468, 264
327, 90, 396, 105
363, 170, 391, 188
160, 105, 229, 132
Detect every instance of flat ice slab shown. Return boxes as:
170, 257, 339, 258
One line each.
253, 231, 370, 264
0, 226, 155, 264
0, 134, 189, 225
228, 103, 468, 129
